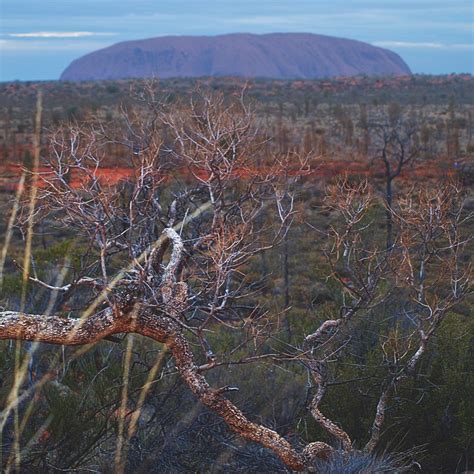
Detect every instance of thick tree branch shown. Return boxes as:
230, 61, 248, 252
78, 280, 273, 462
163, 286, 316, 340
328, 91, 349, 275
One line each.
0, 309, 122, 345
0, 309, 333, 470
137, 311, 334, 470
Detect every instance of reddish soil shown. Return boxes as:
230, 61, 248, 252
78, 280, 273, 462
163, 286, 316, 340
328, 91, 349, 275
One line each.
0, 158, 456, 193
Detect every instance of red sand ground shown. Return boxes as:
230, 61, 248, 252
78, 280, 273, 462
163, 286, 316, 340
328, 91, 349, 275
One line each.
0, 158, 457, 193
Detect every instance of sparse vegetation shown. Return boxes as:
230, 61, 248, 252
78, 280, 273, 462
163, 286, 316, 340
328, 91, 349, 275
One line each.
0, 78, 473, 472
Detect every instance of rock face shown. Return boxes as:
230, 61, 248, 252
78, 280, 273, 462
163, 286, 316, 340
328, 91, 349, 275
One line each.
60, 33, 411, 81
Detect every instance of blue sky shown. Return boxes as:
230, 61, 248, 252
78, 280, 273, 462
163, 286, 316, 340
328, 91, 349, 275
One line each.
0, 0, 473, 81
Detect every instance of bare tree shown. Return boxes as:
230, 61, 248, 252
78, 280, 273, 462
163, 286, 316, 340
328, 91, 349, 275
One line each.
369, 108, 422, 250
365, 183, 471, 452
0, 91, 324, 471
300, 178, 471, 458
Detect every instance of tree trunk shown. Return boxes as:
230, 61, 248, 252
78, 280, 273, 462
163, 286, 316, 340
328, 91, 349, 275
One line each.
385, 177, 394, 251
283, 230, 292, 340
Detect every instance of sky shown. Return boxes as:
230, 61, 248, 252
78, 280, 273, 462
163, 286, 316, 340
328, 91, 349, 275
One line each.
0, 0, 473, 81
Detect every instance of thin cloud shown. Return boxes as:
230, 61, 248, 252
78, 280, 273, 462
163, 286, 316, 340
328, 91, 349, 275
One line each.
0, 39, 114, 51
8, 31, 116, 38
374, 41, 473, 50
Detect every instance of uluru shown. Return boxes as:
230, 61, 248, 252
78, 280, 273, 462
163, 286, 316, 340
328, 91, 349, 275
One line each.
60, 33, 411, 81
